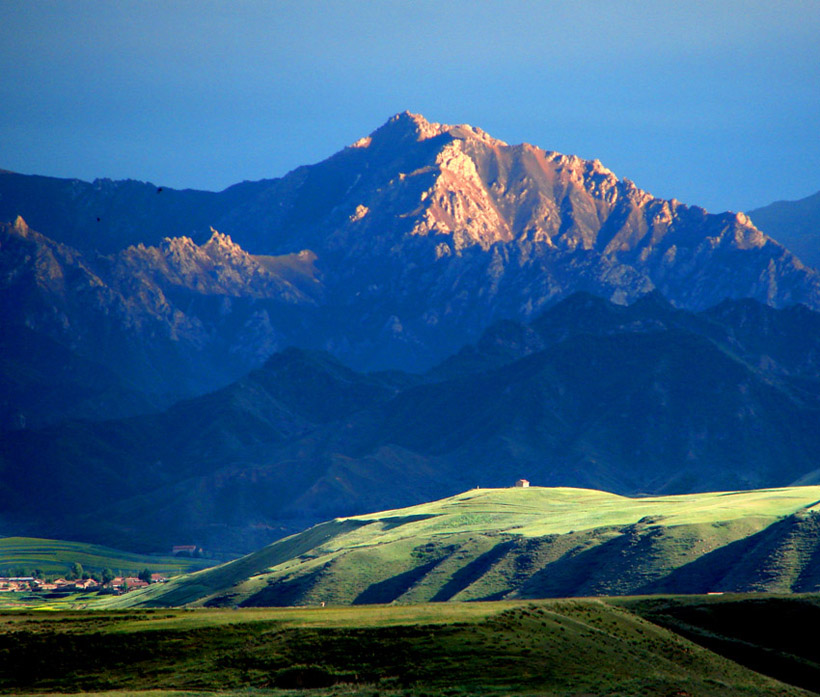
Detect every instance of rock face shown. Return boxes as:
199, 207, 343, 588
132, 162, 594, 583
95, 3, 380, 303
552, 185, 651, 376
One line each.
2, 112, 820, 402
212, 112, 820, 371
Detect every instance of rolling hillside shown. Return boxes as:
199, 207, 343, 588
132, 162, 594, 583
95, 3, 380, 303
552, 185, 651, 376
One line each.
109, 485, 820, 608
0, 536, 210, 577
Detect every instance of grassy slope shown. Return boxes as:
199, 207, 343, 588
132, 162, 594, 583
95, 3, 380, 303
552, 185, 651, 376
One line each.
0, 537, 210, 576
109, 485, 820, 608
625, 594, 820, 695
0, 599, 813, 696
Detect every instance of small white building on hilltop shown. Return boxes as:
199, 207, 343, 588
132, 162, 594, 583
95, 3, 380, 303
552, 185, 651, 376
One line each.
514, 479, 530, 488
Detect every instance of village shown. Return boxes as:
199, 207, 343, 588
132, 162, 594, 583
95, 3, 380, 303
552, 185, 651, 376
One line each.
0, 572, 168, 595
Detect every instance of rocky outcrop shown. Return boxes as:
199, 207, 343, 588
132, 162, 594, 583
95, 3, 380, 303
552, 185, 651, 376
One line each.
0, 217, 319, 396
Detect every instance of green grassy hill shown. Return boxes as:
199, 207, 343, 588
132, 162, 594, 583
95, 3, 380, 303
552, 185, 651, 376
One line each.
108, 485, 820, 608
0, 536, 210, 577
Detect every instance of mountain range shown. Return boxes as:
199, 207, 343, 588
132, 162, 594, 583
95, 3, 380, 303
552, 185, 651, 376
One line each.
2, 112, 820, 555
3, 112, 820, 427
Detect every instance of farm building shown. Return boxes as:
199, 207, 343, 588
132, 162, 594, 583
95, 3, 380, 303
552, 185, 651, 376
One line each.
514, 479, 530, 488
172, 545, 197, 555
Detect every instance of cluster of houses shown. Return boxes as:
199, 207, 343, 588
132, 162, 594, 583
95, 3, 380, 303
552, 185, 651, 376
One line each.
0, 573, 167, 594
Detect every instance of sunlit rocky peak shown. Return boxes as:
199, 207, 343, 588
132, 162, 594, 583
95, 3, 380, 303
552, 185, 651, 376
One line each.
364, 111, 509, 149
204, 227, 244, 255
11, 215, 33, 237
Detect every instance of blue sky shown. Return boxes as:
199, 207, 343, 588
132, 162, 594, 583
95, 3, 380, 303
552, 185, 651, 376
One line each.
1, 0, 818, 213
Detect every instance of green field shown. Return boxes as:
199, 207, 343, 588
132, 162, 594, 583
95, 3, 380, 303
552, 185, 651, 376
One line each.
0, 536, 212, 579
1, 596, 818, 696
107, 485, 820, 608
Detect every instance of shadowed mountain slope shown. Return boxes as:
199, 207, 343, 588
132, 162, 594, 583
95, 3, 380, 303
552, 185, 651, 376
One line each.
3, 292, 820, 554
0, 347, 407, 552
0, 322, 162, 429
0, 217, 321, 400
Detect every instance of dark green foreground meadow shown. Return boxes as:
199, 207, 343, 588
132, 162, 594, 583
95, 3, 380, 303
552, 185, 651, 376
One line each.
3, 595, 820, 697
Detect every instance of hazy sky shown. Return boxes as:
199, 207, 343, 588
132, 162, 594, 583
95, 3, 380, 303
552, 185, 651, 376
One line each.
2, 1, 819, 213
